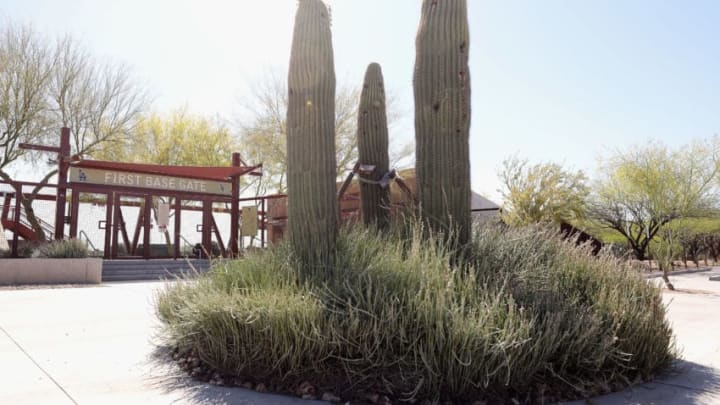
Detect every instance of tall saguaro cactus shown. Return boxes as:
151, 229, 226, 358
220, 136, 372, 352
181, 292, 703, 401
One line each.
413, 0, 472, 246
287, 0, 338, 268
357, 63, 390, 228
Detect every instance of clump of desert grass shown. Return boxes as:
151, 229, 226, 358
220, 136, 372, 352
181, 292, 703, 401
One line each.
156, 223, 674, 403
33, 238, 88, 258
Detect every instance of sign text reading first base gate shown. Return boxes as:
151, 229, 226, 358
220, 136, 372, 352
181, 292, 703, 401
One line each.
69, 167, 232, 196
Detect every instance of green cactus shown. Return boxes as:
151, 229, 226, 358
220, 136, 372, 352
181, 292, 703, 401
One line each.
286, 0, 338, 268
357, 63, 391, 228
413, 0, 472, 246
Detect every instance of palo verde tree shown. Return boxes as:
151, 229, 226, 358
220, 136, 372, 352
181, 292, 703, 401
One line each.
588, 138, 720, 261
413, 0, 472, 247
357, 63, 390, 228
95, 108, 237, 167
286, 0, 338, 269
499, 156, 589, 226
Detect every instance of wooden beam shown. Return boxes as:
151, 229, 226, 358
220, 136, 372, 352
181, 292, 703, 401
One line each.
103, 193, 113, 259
229, 152, 240, 257
143, 195, 152, 259
131, 205, 144, 255
174, 198, 181, 259
54, 128, 71, 240
211, 214, 225, 257
19, 143, 61, 153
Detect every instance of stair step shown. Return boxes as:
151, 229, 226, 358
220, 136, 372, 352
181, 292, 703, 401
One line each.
101, 259, 212, 282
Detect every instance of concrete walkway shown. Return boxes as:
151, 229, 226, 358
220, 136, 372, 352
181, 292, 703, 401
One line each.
562, 268, 720, 405
1, 270, 719, 404
0, 282, 324, 405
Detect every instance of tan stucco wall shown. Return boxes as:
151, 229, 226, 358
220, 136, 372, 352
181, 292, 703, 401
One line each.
0, 258, 102, 285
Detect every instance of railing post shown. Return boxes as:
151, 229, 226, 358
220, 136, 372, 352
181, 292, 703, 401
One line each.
229, 152, 241, 257
11, 183, 21, 258
143, 195, 152, 259
103, 193, 113, 259
260, 197, 265, 248
69, 190, 79, 238
202, 198, 212, 258
174, 197, 181, 259
54, 128, 71, 240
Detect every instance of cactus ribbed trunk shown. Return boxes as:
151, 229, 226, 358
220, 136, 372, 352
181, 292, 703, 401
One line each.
413, 0, 472, 246
357, 63, 390, 228
287, 0, 337, 268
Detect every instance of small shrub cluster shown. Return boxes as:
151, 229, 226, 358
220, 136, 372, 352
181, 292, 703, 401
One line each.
34, 239, 88, 258
156, 225, 674, 403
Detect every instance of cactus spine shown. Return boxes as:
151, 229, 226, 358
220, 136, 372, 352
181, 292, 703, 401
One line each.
287, 0, 337, 267
357, 63, 390, 228
413, 0, 472, 246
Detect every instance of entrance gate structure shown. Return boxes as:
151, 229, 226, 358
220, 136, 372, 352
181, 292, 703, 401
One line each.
7, 128, 265, 259
68, 158, 261, 259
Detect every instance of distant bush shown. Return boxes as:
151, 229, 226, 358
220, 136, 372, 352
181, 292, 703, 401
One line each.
34, 239, 88, 258
156, 224, 674, 403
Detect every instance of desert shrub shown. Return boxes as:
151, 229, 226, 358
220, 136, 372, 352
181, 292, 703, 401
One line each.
156, 224, 674, 403
34, 238, 88, 258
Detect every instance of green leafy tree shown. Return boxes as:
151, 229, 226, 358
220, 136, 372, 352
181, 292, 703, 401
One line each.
652, 227, 681, 290
499, 156, 588, 226
94, 108, 241, 251
588, 138, 720, 260
96, 108, 237, 167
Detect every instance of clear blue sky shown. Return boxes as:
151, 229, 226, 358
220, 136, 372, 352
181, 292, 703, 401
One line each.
3, 0, 719, 202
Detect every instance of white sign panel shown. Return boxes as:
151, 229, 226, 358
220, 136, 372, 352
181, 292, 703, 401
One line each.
70, 167, 232, 196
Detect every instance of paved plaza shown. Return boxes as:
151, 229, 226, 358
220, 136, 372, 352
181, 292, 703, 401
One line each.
1, 270, 719, 404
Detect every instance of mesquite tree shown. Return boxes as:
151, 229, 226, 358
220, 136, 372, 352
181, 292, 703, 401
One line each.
286, 0, 338, 268
413, 0, 472, 246
357, 63, 390, 228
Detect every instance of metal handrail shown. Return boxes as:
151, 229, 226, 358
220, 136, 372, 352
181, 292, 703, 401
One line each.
7, 204, 57, 239
178, 234, 196, 253
78, 230, 100, 253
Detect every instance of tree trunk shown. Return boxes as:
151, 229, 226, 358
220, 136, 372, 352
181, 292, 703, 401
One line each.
413, 0, 472, 248
357, 63, 390, 228
0, 170, 48, 241
662, 268, 675, 290
286, 0, 338, 271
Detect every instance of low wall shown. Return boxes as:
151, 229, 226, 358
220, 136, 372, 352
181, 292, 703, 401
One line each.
0, 258, 102, 285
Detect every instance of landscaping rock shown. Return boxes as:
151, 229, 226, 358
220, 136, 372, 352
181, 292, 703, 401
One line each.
297, 380, 316, 396
365, 393, 380, 403
241, 381, 254, 389
377, 395, 392, 405
321, 392, 341, 402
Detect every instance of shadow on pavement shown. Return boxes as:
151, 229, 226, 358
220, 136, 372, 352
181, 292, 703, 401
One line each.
655, 359, 720, 398
560, 359, 720, 405
145, 346, 325, 405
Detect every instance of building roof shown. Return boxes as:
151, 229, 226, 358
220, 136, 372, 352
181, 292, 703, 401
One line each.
70, 160, 262, 182
471, 191, 500, 211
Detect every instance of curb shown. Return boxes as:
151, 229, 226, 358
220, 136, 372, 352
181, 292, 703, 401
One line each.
643, 267, 712, 279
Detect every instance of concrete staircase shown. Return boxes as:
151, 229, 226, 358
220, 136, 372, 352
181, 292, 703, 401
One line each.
102, 259, 212, 282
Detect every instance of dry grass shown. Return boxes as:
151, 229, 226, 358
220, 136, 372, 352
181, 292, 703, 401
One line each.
156, 223, 675, 403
